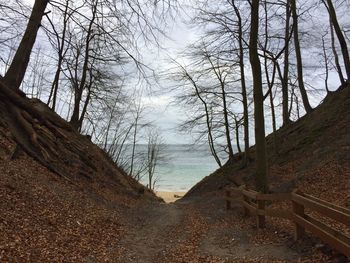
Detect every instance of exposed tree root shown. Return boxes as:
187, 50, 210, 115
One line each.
0, 79, 155, 198
8, 144, 21, 160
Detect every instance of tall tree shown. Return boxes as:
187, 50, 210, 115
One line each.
262, 1, 277, 151
3, 0, 49, 90
290, 0, 313, 113
231, 0, 250, 165
329, 17, 346, 85
178, 65, 223, 167
46, 0, 72, 111
249, 0, 268, 193
282, 0, 292, 125
205, 51, 235, 160
146, 130, 163, 190
69, 0, 98, 131
323, 0, 350, 82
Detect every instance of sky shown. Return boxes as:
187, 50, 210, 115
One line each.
139, 1, 349, 144
23, 0, 200, 144
5, 0, 349, 145
137, 9, 201, 144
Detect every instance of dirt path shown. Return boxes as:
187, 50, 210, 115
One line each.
116, 195, 326, 263
117, 202, 184, 263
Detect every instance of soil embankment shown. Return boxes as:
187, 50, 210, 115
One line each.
1, 84, 349, 261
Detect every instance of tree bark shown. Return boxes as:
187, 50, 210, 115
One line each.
330, 18, 345, 85
282, 0, 291, 125
69, 1, 97, 131
70, 86, 83, 130
129, 103, 142, 179
234, 117, 242, 154
249, 0, 268, 193
290, 0, 313, 113
325, 0, 350, 82
3, 0, 49, 90
232, 0, 250, 166
221, 82, 234, 160
322, 35, 330, 93
263, 1, 277, 153
77, 84, 92, 132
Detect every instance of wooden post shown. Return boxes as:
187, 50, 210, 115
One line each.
242, 185, 249, 216
257, 199, 266, 228
292, 190, 305, 240
226, 189, 231, 210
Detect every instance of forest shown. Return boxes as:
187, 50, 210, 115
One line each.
1, 0, 349, 189
0, 0, 349, 262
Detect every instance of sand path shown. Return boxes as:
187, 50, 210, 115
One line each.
116, 195, 313, 263
117, 202, 184, 262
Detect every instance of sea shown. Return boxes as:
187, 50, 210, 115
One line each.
134, 144, 223, 192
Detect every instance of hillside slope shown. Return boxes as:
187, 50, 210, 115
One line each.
185, 85, 350, 207
0, 82, 160, 261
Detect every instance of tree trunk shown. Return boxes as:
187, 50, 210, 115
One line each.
3, 0, 49, 90
322, 35, 330, 93
69, 1, 97, 130
47, 0, 70, 111
70, 86, 83, 130
221, 83, 235, 160
326, 0, 350, 82
234, 117, 242, 154
249, 0, 268, 193
185, 71, 222, 167
77, 85, 92, 132
263, 1, 277, 153
129, 104, 141, 179
47, 57, 62, 111
290, 0, 313, 113
206, 53, 234, 160
282, 0, 291, 125
232, 0, 250, 166
264, 58, 277, 153
330, 18, 345, 86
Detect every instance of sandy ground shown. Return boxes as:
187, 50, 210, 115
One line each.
117, 195, 321, 263
156, 191, 186, 203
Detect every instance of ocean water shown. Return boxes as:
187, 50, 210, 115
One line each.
136, 144, 221, 192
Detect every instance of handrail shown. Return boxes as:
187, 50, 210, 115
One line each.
302, 193, 350, 216
225, 185, 350, 258
292, 193, 350, 227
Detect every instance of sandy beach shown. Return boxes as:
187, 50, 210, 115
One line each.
156, 191, 187, 203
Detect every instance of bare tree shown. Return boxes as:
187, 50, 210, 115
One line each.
146, 130, 164, 191
204, 49, 235, 160
230, 0, 251, 165
3, 0, 49, 90
170, 59, 223, 167
249, 0, 268, 193
45, 0, 73, 111
21, 46, 48, 99
322, 0, 350, 82
290, 0, 313, 113
321, 33, 330, 93
282, 0, 292, 126
329, 16, 346, 85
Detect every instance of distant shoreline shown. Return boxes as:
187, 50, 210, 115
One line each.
156, 191, 187, 203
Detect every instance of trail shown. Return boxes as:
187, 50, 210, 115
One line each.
118, 202, 184, 263
117, 195, 311, 263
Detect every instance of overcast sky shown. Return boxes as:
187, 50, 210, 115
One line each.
138, 1, 349, 144
138, 11, 201, 144
10, 1, 350, 145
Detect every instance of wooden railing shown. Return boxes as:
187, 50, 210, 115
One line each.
225, 185, 350, 258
